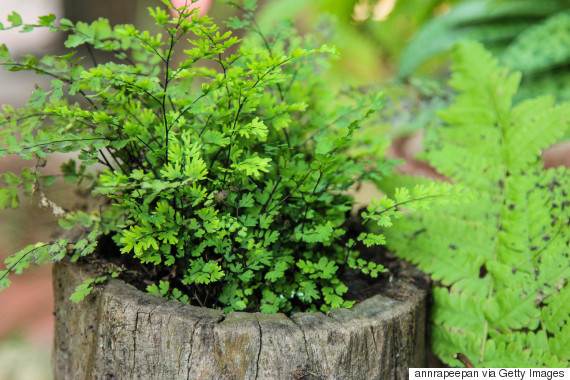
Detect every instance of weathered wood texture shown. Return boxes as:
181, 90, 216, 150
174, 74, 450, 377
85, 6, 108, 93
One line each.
53, 261, 428, 379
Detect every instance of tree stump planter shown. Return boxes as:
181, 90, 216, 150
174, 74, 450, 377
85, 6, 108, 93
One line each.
53, 260, 429, 379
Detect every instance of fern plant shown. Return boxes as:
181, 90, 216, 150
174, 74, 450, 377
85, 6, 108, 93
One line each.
0, 2, 460, 314
385, 40, 570, 367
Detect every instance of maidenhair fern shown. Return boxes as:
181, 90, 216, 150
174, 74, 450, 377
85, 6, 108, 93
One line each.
385, 41, 570, 367
0, 4, 463, 314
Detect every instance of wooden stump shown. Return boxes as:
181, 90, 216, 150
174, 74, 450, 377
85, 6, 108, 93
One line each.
53, 261, 428, 379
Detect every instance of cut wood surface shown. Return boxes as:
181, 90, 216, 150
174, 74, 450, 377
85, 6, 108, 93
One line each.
53, 261, 428, 380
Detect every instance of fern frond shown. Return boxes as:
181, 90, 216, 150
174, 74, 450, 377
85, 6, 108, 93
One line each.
484, 332, 567, 367
431, 326, 481, 368
507, 99, 569, 169
432, 287, 486, 335
385, 40, 570, 367
549, 323, 570, 360
484, 288, 541, 331
542, 284, 570, 333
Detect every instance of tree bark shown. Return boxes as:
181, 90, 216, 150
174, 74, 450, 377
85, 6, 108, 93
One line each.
53, 261, 428, 379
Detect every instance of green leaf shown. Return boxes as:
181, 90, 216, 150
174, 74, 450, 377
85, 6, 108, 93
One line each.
0, 44, 10, 61
70, 279, 95, 303
65, 34, 88, 48
298, 281, 320, 303
238, 193, 255, 208
397, 0, 564, 78
296, 224, 334, 243
225, 16, 249, 29
147, 280, 170, 296
0, 189, 18, 210
322, 287, 344, 309
232, 156, 271, 178
0, 271, 11, 291
38, 14, 56, 27
27, 88, 47, 107
358, 232, 386, 247
7, 12, 22, 28
1, 172, 21, 187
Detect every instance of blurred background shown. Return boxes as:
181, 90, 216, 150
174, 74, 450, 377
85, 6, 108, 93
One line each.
2, 0, 570, 378
1, 1, 63, 378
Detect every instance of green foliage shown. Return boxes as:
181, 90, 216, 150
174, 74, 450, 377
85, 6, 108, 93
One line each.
0, 3, 456, 314
385, 41, 570, 367
399, 0, 570, 101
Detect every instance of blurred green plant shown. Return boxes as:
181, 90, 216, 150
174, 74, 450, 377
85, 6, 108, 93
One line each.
255, 0, 458, 85
399, 0, 570, 101
253, 0, 459, 139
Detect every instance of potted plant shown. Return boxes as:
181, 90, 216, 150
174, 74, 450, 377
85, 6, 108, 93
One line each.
0, 2, 459, 377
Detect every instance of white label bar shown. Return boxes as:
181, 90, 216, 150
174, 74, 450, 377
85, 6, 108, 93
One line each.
410, 369, 570, 380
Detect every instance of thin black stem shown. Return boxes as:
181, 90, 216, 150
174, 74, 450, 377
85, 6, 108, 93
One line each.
198, 113, 214, 138
282, 128, 291, 153
110, 77, 162, 106
244, 12, 284, 100
173, 92, 207, 126
266, 169, 314, 214
302, 102, 371, 148
0, 62, 95, 107
85, 44, 98, 66
222, 97, 245, 185
15, 137, 109, 151
300, 170, 322, 233
162, 14, 183, 163
250, 57, 293, 92
133, 35, 167, 64
0, 243, 55, 283
98, 149, 115, 170
106, 147, 126, 174
260, 176, 283, 215
201, 27, 232, 106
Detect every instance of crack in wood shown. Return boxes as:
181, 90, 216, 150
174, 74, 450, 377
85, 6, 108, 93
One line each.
254, 315, 263, 380
186, 317, 202, 380
369, 325, 377, 352
132, 311, 141, 372
85, 290, 105, 380
291, 318, 311, 362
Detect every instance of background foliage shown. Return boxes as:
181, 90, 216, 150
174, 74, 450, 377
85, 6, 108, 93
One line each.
399, 0, 570, 102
